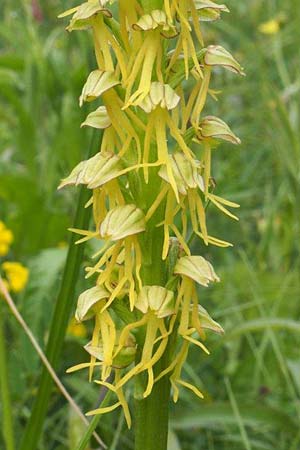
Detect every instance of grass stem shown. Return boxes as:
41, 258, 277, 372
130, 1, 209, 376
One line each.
0, 304, 15, 450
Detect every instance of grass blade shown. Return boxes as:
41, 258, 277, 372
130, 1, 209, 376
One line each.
225, 318, 300, 339
0, 304, 15, 450
171, 402, 298, 434
225, 377, 252, 450
75, 390, 112, 450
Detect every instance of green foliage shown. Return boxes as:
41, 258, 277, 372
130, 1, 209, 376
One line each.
1, 0, 300, 449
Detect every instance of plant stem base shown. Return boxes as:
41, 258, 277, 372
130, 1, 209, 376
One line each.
134, 358, 170, 450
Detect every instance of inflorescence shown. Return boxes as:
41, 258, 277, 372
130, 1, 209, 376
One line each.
58, 0, 244, 427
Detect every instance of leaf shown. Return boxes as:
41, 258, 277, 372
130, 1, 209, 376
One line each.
225, 318, 300, 339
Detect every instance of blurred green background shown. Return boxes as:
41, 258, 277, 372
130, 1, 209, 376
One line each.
1, 0, 300, 449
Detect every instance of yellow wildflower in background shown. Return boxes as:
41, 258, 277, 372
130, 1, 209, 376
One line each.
67, 318, 88, 339
0, 221, 14, 257
1, 262, 29, 293
258, 18, 280, 35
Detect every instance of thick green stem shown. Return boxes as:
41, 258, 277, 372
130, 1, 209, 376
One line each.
134, 354, 170, 450
140, 0, 164, 13
134, 165, 171, 450
0, 304, 15, 450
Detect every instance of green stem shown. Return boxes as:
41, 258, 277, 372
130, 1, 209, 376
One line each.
134, 176, 171, 450
0, 305, 15, 450
19, 131, 100, 450
134, 353, 170, 450
140, 0, 164, 13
